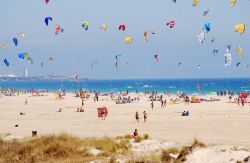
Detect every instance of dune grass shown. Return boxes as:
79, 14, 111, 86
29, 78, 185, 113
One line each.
0, 133, 131, 163
0, 134, 208, 163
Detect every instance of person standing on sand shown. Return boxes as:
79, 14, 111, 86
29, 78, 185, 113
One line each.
135, 111, 139, 122
185, 95, 190, 105
101, 108, 106, 120
25, 98, 28, 105
94, 92, 99, 102
143, 111, 147, 122
229, 95, 232, 103
81, 98, 84, 107
151, 100, 154, 110
241, 98, 245, 108
161, 100, 164, 108
133, 129, 138, 138
164, 99, 167, 108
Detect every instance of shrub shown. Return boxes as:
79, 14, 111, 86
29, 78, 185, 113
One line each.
143, 133, 149, 140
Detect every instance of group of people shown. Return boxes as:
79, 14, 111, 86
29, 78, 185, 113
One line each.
135, 111, 147, 122
182, 110, 190, 116
76, 107, 84, 112
236, 97, 246, 108
116, 95, 141, 104
217, 90, 234, 96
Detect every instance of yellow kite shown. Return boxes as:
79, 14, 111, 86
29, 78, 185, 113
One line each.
236, 46, 244, 58
125, 37, 132, 44
193, 0, 199, 6
230, 0, 237, 7
101, 24, 107, 30
1, 44, 7, 49
234, 24, 245, 35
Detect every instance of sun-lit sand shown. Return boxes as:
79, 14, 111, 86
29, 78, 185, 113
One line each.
0, 93, 250, 147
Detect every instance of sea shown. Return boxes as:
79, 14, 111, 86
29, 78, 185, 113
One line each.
0, 78, 249, 94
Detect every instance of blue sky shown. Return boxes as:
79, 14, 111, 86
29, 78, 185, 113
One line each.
0, 0, 249, 79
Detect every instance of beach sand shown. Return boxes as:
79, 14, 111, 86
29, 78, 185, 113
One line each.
0, 93, 250, 147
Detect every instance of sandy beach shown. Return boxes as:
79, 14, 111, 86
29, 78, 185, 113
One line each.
1, 93, 250, 147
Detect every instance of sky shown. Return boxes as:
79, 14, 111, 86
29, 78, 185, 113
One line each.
0, 0, 249, 79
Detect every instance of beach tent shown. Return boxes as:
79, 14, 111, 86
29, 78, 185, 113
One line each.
239, 92, 249, 99
97, 106, 108, 118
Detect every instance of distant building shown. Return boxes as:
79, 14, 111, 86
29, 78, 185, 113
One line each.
24, 67, 29, 77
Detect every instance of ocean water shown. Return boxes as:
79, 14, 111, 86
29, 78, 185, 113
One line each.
0, 78, 249, 94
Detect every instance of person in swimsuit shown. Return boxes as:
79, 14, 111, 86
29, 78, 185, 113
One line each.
151, 100, 154, 110
135, 111, 139, 122
102, 109, 106, 120
143, 111, 147, 122
133, 129, 138, 138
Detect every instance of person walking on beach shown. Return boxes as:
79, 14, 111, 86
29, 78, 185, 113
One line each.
241, 98, 245, 108
185, 95, 190, 105
81, 98, 84, 107
143, 111, 147, 122
95, 92, 99, 102
229, 95, 232, 103
25, 98, 28, 105
101, 108, 106, 120
151, 100, 154, 110
237, 98, 240, 107
135, 111, 139, 122
164, 99, 167, 108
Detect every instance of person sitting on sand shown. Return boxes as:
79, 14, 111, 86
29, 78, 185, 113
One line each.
143, 111, 147, 122
80, 107, 84, 112
133, 129, 138, 138
76, 108, 80, 112
57, 108, 62, 112
20, 112, 25, 115
135, 111, 139, 122
182, 111, 189, 116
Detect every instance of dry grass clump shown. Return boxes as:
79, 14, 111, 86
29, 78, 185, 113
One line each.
243, 156, 250, 162
116, 134, 133, 140
175, 138, 206, 163
0, 133, 131, 163
143, 133, 150, 140
164, 147, 181, 154
134, 136, 144, 143
160, 147, 180, 163
127, 153, 161, 163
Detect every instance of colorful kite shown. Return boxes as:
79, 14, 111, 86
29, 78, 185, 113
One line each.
166, 20, 175, 29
